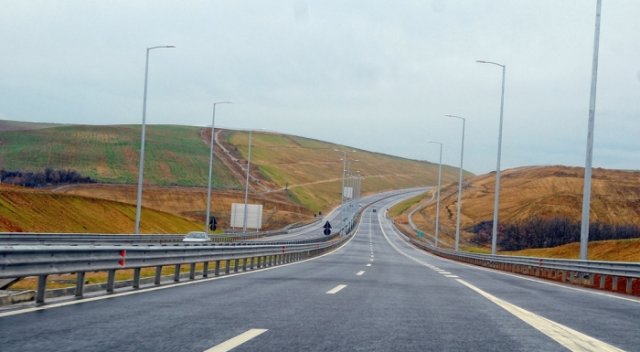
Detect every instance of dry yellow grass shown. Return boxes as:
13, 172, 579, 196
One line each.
503, 238, 640, 262
402, 166, 640, 258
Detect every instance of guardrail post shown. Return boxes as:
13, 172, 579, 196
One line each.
225, 260, 230, 274
233, 259, 239, 273
133, 268, 141, 289
189, 263, 196, 280
242, 258, 247, 271
203, 262, 209, 278
215, 260, 220, 276
612, 276, 618, 291
258, 256, 263, 268
107, 270, 116, 294
36, 274, 48, 304
75, 272, 86, 298
626, 277, 633, 294
249, 257, 254, 269
174, 264, 181, 282
267, 255, 272, 266
154, 266, 162, 285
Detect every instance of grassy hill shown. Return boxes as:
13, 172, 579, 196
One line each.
0, 120, 464, 233
0, 184, 200, 233
394, 165, 640, 259
226, 130, 464, 212
0, 122, 240, 188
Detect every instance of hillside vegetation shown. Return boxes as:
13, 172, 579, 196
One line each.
0, 184, 199, 233
226, 131, 464, 211
0, 120, 463, 233
395, 166, 640, 258
0, 122, 240, 188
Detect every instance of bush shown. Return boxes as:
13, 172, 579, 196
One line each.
0, 168, 96, 188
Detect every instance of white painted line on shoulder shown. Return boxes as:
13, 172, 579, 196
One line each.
204, 328, 268, 352
456, 279, 624, 352
356, 271, 365, 276
445, 275, 459, 278
326, 284, 347, 294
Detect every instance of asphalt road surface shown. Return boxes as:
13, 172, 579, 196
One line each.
1, 194, 638, 351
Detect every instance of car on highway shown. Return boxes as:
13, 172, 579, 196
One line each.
372, 208, 377, 213
183, 231, 211, 243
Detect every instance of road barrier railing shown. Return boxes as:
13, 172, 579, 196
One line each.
392, 222, 640, 297
0, 231, 352, 305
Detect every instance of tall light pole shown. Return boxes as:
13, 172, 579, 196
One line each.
477, 59, 506, 255
445, 114, 466, 252
428, 141, 443, 248
242, 130, 253, 234
205, 101, 232, 234
135, 45, 175, 235
580, 0, 603, 261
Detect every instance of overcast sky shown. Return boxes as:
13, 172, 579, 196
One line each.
1, 0, 638, 174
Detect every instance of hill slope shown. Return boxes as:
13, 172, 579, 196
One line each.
398, 165, 640, 250
0, 120, 467, 233
0, 122, 240, 188
0, 185, 199, 233
224, 130, 465, 211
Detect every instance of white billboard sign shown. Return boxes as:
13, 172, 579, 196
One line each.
230, 203, 263, 229
343, 186, 353, 199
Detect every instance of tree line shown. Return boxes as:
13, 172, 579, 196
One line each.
469, 217, 640, 251
0, 168, 96, 188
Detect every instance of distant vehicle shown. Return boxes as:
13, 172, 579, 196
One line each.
372, 208, 377, 213
183, 231, 211, 243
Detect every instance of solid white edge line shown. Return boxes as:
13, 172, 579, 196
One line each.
326, 284, 347, 294
204, 328, 268, 352
0, 217, 365, 319
405, 235, 640, 304
456, 279, 625, 352
377, 212, 628, 352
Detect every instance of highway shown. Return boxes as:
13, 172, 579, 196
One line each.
1, 194, 639, 351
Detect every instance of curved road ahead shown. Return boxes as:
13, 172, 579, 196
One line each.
1, 194, 639, 351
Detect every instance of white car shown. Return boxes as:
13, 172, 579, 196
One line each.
183, 231, 211, 243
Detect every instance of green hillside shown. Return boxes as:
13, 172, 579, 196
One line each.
227, 131, 463, 211
0, 120, 467, 213
0, 123, 240, 189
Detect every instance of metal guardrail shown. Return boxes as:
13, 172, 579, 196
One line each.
0, 232, 352, 305
407, 238, 640, 278
391, 217, 640, 296
0, 189, 411, 306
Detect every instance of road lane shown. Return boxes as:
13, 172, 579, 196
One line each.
1, 193, 638, 351
378, 209, 640, 352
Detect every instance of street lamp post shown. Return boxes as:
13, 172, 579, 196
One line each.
242, 130, 253, 234
445, 114, 466, 252
205, 101, 232, 234
477, 59, 506, 256
134, 45, 175, 235
580, 0, 603, 261
428, 141, 443, 248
